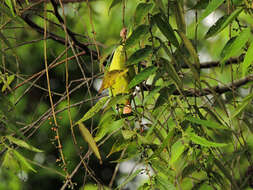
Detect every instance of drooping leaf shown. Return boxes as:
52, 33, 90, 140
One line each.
231, 93, 253, 118
135, 3, 153, 25
185, 116, 228, 130
221, 28, 251, 64
198, 0, 225, 23
105, 94, 129, 111
125, 25, 149, 49
126, 46, 152, 66
115, 169, 142, 190
128, 66, 157, 89
187, 133, 228, 147
6, 136, 43, 152
95, 118, 125, 142
99, 69, 129, 93
170, 140, 185, 165
205, 8, 243, 39
242, 40, 253, 77
173, 1, 186, 33
108, 0, 122, 13
177, 31, 200, 68
13, 150, 37, 172
152, 13, 179, 48
76, 97, 110, 124
78, 123, 102, 164
220, 37, 236, 58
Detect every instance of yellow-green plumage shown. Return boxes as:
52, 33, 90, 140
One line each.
109, 45, 130, 96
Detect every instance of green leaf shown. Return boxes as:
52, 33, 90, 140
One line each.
95, 118, 125, 142
125, 25, 149, 49
198, 0, 225, 23
115, 169, 142, 190
231, 93, 253, 118
78, 123, 102, 164
177, 31, 200, 68
160, 58, 182, 89
13, 150, 37, 172
126, 46, 152, 66
6, 136, 43, 152
128, 66, 157, 89
105, 94, 129, 111
221, 28, 251, 64
108, 0, 121, 13
220, 37, 236, 58
135, 3, 153, 25
5, 0, 15, 16
2, 149, 20, 171
174, 1, 186, 33
153, 13, 179, 48
76, 97, 109, 124
187, 133, 228, 147
191, 0, 209, 10
121, 130, 136, 140
242, 40, 253, 77
2, 74, 15, 92
156, 175, 176, 190
185, 116, 228, 130
205, 8, 243, 39
170, 140, 185, 165
0, 31, 17, 56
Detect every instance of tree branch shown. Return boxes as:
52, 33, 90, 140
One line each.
173, 74, 253, 96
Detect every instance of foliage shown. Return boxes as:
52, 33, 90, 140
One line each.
0, 0, 253, 190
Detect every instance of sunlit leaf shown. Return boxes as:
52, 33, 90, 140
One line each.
1, 74, 15, 92
221, 28, 250, 64
6, 136, 43, 152
153, 13, 179, 48
125, 25, 149, 49
105, 94, 129, 111
13, 150, 37, 172
135, 3, 153, 25
156, 175, 176, 190
121, 130, 136, 140
126, 46, 152, 66
128, 66, 157, 89
205, 8, 243, 39
198, 0, 225, 23
242, 40, 253, 77
170, 140, 185, 165
78, 123, 102, 164
185, 116, 228, 130
187, 133, 228, 147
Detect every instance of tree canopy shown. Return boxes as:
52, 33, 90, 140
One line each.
0, 0, 253, 189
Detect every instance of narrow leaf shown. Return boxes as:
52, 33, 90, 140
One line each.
170, 140, 185, 165
153, 13, 179, 48
13, 150, 37, 172
108, 0, 121, 13
156, 175, 176, 190
135, 3, 153, 25
126, 46, 152, 66
174, 1, 186, 33
76, 97, 109, 124
221, 28, 250, 64
115, 169, 142, 190
6, 136, 43, 152
198, 0, 225, 23
128, 66, 157, 89
242, 41, 253, 77
78, 123, 102, 163
231, 93, 253, 118
205, 8, 243, 39
187, 133, 228, 147
2, 74, 15, 92
105, 94, 129, 111
125, 25, 149, 49
177, 31, 200, 68
185, 116, 228, 130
